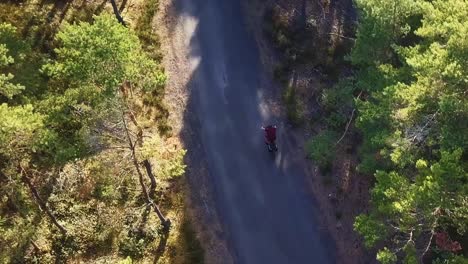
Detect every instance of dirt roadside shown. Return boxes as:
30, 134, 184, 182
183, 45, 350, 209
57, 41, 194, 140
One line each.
155, 1, 234, 263
240, 0, 377, 263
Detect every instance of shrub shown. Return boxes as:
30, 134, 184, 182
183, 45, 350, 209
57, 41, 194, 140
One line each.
135, 0, 162, 61
273, 62, 291, 84
283, 85, 303, 126
376, 248, 397, 264
180, 218, 204, 264
320, 78, 355, 113
118, 227, 158, 260
306, 130, 338, 171
119, 256, 133, 264
325, 111, 348, 130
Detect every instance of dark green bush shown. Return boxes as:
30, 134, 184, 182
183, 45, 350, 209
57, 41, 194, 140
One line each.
320, 78, 355, 113
119, 228, 158, 260
118, 218, 158, 259
306, 131, 338, 171
135, 0, 162, 61
273, 63, 291, 84
181, 218, 205, 264
283, 85, 303, 126
325, 111, 348, 130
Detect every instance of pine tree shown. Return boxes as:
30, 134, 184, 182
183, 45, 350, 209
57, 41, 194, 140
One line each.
352, 0, 468, 262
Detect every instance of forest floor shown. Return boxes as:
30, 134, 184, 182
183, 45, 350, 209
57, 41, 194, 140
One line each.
241, 0, 377, 263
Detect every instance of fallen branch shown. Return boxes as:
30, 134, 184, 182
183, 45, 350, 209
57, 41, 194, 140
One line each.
122, 112, 170, 230
327, 32, 356, 41
335, 91, 363, 145
20, 167, 67, 235
109, 0, 126, 26
31, 240, 42, 253
410, 110, 439, 143
143, 160, 157, 199
421, 231, 435, 262
420, 212, 440, 262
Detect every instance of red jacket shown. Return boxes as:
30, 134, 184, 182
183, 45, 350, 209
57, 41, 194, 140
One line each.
264, 126, 276, 143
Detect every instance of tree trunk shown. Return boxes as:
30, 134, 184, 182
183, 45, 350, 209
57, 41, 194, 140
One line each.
109, 0, 126, 26
143, 159, 157, 198
21, 168, 67, 235
31, 240, 42, 253
122, 113, 170, 229
127, 108, 157, 199
301, 0, 307, 30
152, 200, 171, 231
119, 0, 128, 13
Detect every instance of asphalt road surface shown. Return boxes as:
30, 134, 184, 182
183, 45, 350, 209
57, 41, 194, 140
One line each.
175, 0, 336, 263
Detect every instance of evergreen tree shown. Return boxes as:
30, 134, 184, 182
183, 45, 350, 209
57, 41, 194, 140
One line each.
1, 13, 185, 262
352, 0, 467, 262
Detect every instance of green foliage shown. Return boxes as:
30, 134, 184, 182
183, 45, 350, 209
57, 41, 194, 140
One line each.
415, 150, 467, 233
306, 131, 338, 172
351, 0, 468, 262
376, 247, 397, 264
283, 85, 303, 125
140, 135, 187, 180
325, 111, 347, 130
351, 0, 421, 66
135, 0, 162, 61
118, 211, 159, 259
0, 9, 187, 263
119, 256, 133, 264
0, 23, 25, 99
403, 243, 417, 264
320, 78, 355, 113
0, 213, 36, 263
0, 103, 45, 165
0, 22, 31, 69
119, 231, 155, 259
42, 13, 169, 135
433, 254, 468, 264
354, 214, 386, 248
44, 14, 166, 94
180, 218, 205, 264
0, 46, 24, 99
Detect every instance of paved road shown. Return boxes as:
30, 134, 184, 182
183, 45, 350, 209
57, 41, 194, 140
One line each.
175, 0, 336, 263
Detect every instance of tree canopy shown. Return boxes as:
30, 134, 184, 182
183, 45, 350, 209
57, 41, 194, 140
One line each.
0, 10, 190, 263
351, 0, 468, 263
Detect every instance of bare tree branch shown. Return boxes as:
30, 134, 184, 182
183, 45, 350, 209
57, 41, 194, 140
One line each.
420, 210, 440, 262
336, 91, 363, 145
20, 166, 67, 235
327, 32, 356, 41
121, 112, 170, 229
109, 0, 126, 26
421, 231, 435, 262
